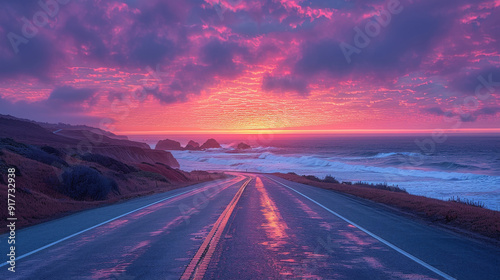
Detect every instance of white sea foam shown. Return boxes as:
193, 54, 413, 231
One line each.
370, 152, 423, 158
170, 150, 500, 210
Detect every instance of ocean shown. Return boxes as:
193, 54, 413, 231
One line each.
130, 134, 500, 210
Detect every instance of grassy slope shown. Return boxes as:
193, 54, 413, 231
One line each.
0, 149, 224, 234
0, 115, 224, 233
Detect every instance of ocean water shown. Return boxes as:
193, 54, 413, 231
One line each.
132, 134, 500, 210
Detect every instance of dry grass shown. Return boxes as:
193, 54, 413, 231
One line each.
0, 150, 225, 233
448, 196, 485, 208
273, 173, 500, 240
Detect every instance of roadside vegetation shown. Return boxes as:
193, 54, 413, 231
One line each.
60, 165, 120, 201
448, 196, 485, 208
276, 172, 500, 241
0, 138, 68, 167
0, 137, 226, 233
288, 173, 407, 193
79, 153, 138, 174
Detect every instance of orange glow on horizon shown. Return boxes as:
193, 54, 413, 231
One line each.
117, 128, 500, 136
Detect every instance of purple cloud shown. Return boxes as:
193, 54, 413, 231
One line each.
423, 106, 500, 122
262, 74, 310, 96
48, 86, 97, 104
0, 86, 103, 124
0, 0, 498, 127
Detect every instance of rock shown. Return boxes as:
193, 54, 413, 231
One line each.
200, 138, 221, 149
155, 139, 182, 150
185, 140, 200, 150
236, 142, 251, 150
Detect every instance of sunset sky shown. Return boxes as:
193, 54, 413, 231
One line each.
1, 0, 499, 134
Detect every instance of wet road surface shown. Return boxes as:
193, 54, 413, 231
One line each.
1, 173, 499, 279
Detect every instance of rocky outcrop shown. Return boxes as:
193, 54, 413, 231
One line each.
185, 140, 200, 150
91, 146, 180, 168
155, 139, 182, 150
200, 138, 221, 149
236, 142, 251, 150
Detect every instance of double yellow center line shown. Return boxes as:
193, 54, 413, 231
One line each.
181, 177, 252, 280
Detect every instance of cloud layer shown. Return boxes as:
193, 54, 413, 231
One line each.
0, 0, 499, 130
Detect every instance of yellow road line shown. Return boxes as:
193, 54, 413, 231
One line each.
180, 177, 252, 280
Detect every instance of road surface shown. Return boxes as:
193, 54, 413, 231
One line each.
1, 173, 499, 279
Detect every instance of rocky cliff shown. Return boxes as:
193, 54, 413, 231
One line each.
185, 140, 200, 150
155, 139, 182, 150
200, 138, 221, 149
236, 142, 251, 150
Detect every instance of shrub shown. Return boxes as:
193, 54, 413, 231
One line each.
79, 153, 137, 174
323, 175, 340, 184
41, 145, 62, 157
302, 175, 322, 182
353, 181, 408, 193
134, 170, 169, 183
60, 165, 119, 200
0, 159, 21, 180
0, 138, 68, 167
448, 196, 485, 208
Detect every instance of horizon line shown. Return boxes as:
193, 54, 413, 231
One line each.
118, 128, 500, 135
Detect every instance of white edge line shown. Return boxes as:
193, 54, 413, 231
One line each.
265, 175, 456, 280
1, 178, 242, 268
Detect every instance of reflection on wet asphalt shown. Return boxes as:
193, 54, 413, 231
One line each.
205, 175, 441, 280
3, 173, 500, 279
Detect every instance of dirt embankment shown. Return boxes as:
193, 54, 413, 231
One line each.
273, 173, 500, 241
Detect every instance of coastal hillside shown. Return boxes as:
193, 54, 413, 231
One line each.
0, 115, 224, 231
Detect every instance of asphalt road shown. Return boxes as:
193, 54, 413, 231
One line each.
1, 173, 499, 279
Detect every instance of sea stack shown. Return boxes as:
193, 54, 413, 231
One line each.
200, 138, 221, 149
236, 142, 251, 150
155, 139, 182, 150
185, 140, 200, 150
